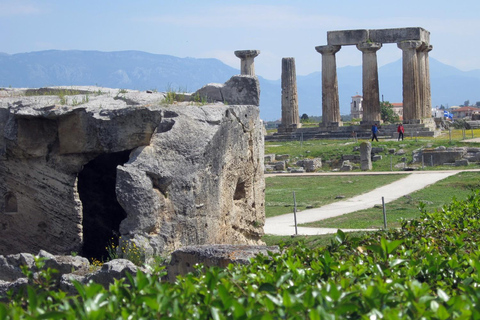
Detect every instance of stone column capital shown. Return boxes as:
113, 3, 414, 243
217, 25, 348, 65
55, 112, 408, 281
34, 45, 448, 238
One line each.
397, 40, 423, 51
234, 50, 260, 59
234, 50, 260, 76
356, 42, 382, 53
315, 45, 341, 55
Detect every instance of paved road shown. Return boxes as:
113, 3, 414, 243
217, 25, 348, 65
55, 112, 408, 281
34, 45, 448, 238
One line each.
264, 169, 480, 236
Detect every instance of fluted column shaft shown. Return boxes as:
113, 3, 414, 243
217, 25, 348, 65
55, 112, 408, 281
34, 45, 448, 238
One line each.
417, 43, 428, 118
397, 41, 423, 122
357, 42, 382, 123
315, 45, 341, 126
281, 57, 300, 130
424, 45, 433, 119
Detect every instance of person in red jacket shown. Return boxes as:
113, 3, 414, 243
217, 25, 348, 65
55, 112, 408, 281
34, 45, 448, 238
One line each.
397, 123, 405, 141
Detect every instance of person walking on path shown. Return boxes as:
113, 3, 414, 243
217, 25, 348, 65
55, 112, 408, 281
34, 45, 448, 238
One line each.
397, 123, 405, 141
371, 123, 379, 142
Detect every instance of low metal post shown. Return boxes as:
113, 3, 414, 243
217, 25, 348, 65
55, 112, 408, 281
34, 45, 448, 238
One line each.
382, 197, 387, 229
390, 155, 393, 171
449, 129, 452, 143
293, 191, 298, 235
431, 155, 434, 167
422, 154, 424, 169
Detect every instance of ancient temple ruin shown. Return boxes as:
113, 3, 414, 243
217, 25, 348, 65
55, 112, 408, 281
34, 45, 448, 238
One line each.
0, 52, 265, 260
269, 27, 437, 141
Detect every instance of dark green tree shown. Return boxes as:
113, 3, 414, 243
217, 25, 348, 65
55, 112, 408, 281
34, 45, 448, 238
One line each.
300, 113, 309, 123
380, 101, 400, 123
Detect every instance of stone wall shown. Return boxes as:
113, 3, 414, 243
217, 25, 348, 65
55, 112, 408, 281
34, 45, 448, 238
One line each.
0, 76, 264, 260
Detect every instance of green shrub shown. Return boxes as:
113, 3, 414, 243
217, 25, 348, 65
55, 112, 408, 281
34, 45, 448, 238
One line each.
4, 191, 480, 318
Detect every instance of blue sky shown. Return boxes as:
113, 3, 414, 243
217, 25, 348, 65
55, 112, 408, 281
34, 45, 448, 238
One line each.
1, 0, 479, 80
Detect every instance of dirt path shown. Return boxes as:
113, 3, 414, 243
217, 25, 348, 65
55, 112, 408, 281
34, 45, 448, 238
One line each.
264, 169, 480, 236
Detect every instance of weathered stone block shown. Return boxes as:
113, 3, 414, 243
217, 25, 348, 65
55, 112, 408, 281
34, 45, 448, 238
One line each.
455, 159, 469, 166
274, 161, 286, 171
328, 29, 368, 45
372, 147, 384, 154
264, 154, 276, 162
276, 154, 290, 160
166, 244, 279, 281
360, 142, 372, 171
0, 82, 265, 259
372, 155, 382, 161
369, 27, 430, 44
340, 160, 353, 171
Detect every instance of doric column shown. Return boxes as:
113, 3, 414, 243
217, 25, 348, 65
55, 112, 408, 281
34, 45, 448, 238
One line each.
279, 57, 301, 133
417, 42, 428, 119
356, 42, 382, 124
397, 41, 423, 122
315, 45, 341, 127
234, 50, 260, 76
424, 45, 433, 119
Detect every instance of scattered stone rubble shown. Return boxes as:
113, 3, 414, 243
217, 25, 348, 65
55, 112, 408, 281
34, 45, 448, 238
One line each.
0, 245, 279, 300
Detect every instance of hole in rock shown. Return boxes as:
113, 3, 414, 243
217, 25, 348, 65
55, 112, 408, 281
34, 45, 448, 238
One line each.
233, 180, 246, 200
4, 192, 18, 213
77, 150, 131, 261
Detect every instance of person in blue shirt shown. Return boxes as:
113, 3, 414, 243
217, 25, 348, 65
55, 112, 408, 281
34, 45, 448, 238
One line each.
371, 123, 379, 142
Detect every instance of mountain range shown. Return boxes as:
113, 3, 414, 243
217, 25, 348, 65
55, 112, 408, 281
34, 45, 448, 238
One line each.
1, 50, 479, 121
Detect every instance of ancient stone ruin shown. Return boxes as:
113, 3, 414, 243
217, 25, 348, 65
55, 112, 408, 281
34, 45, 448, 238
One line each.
278, 57, 301, 133
0, 61, 265, 261
268, 27, 437, 141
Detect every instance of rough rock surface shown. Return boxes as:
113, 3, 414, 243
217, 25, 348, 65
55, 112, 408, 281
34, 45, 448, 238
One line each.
0, 75, 265, 259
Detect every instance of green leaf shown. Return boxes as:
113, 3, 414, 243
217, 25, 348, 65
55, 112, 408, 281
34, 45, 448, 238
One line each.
211, 306, 221, 320
259, 283, 276, 293
283, 290, 292, 308
231, 300, 246, 318
437, 288, 450, 302
137, 295, 159, 310
309, 308, 321, 320
0, 303, 8, 319
38, 311, 69, 320
390, 259, 407, 268
335, 229, 346, 244
386, 239, 403, 254
436, 304, 450, 320
27, 286, 38, 313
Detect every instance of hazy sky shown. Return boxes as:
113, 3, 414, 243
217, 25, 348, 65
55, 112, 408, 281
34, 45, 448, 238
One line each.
1, 0, 479, 80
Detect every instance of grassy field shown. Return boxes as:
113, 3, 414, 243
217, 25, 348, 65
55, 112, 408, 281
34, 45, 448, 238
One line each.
262, 130, 480, 247
265, 174, 406, 217
302, 171, 480, 230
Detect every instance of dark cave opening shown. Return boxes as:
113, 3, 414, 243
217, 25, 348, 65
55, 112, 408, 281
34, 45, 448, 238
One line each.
77, 150, 131, 261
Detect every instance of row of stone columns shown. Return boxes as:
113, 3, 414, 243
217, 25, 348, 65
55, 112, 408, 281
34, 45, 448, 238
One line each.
316, 41, 432, 126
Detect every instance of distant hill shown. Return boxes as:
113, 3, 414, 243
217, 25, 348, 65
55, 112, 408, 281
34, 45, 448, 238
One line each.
1, 50, 479, 121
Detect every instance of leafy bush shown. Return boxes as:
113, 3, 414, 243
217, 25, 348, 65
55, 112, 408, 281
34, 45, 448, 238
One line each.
3, 191, 480, 318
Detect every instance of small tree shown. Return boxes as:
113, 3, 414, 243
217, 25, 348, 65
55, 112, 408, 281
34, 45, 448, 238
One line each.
380, 101, 400, 123
300, 113, 309, 123
476, 101, 480, 107
464, 100, 470, 107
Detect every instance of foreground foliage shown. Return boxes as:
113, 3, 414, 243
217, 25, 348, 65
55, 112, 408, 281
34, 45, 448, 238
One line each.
3, 192, 480, 319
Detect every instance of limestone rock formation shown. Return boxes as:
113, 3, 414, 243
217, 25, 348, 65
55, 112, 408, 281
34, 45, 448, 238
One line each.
0, 75, 264, 260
